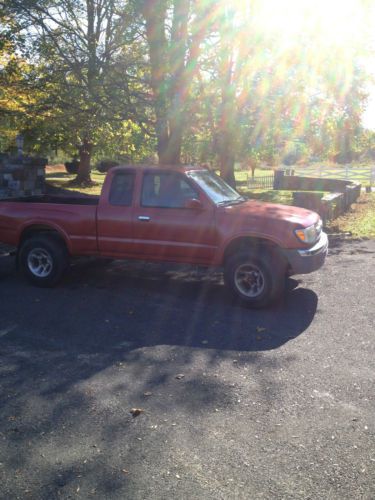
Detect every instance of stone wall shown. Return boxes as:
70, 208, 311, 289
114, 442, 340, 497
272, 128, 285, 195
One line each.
0, 154, 47, 199
273, 170, 362, 222
274, 170, 361, 194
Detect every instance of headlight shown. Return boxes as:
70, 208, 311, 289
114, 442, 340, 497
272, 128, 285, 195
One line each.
294, 219, 322, 244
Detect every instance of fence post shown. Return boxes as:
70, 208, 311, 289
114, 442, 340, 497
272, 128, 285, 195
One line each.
274, 170, 284, 189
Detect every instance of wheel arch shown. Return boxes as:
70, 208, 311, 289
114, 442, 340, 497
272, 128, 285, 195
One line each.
18, 223, 71, 254
222, 236, 285, 266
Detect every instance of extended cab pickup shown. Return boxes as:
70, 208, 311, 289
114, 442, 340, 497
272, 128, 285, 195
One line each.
0, 165, 328, 307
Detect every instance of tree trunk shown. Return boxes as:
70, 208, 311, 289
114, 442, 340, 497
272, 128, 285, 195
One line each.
76, 138, 93, 184
143, 0, 207, 166
158, 115, 184, 165
217, 29, 237, 189
218, 94, 237, 188
250, 162, 256, 179
219, 132, 236, 188
142, 1, 171, 164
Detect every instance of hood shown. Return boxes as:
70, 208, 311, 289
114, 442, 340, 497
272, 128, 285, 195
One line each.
219, 199, 319, 227
219, 200, 319, 227
216, 199, 321, 249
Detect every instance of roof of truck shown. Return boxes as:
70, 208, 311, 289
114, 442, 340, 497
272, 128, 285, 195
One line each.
110, 164, 208, 174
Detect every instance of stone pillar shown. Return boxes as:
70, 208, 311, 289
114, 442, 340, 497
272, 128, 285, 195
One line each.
0, 155, 47, 199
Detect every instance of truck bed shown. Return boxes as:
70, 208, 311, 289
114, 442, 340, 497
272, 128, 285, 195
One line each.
0, 195, 99, 206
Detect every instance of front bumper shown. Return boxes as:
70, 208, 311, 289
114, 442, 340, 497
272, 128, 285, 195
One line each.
283, 232, 328, 276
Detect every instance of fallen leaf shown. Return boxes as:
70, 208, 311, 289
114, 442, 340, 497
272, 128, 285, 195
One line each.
256, 326, 266, 333
122, 469, 129, 474
130, 408, 144, 417
175, 374, 185, 380
201, 340, 208, 345
143, 392, 152, 397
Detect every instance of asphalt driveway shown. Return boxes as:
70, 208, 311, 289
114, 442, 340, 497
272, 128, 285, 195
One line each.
0, 238, 374, 499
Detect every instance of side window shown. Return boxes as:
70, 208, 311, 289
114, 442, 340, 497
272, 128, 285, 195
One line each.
141, 172, 199, 208
109, 172, 135, 206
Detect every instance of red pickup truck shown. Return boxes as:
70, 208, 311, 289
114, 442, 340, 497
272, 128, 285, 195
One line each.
0, 165, 328, 307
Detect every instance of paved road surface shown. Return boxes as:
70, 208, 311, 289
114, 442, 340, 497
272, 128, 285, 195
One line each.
0, 239, 374, 499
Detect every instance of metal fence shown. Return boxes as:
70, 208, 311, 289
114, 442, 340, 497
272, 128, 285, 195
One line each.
292, 165, 375, 185
247, 165, 375, 189
247, 174, 275, 189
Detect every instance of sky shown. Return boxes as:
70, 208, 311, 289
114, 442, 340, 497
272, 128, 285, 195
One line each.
238, 0, 375, 131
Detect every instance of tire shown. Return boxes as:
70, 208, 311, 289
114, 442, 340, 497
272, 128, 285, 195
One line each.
224, 249, 286, 308
19, 235, 68, 287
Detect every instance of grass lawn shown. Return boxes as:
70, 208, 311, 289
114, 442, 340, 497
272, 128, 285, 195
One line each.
238, 187, 294, 205
328, 193, 375, 238
46, 167, 105, 195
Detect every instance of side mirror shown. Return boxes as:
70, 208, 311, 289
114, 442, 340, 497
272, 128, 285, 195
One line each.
184, 198, 203, 210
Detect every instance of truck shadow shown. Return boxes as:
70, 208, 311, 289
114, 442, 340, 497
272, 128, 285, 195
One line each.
0, 256, 318, 354
29, 258, 319, 351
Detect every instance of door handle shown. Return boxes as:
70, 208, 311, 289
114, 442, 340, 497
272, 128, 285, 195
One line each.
138, 216, 151, 221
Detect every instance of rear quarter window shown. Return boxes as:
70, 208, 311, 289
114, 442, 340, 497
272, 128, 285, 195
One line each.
109, 172, 135, 206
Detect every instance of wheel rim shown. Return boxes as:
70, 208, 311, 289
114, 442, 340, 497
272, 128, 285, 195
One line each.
27, 248, 53, 278
234, 263, 265, 298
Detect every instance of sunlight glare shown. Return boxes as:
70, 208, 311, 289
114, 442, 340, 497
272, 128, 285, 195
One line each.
231, 0, 366, 48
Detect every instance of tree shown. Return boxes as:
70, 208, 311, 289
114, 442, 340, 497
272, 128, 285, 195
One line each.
2, 0, 373, 182
139, 0, 214, 165
0, 9, 28, 151
5, 0, 146, 183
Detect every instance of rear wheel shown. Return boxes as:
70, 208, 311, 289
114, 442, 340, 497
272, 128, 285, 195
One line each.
19, 235, 68, 287
224, 250, 286, 308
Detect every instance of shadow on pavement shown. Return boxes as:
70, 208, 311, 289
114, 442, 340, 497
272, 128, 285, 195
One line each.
0, 256, 318, 355
0, 256, 318, 498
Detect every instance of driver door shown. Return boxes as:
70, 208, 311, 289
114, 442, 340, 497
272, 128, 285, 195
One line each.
132, 171, 218, 263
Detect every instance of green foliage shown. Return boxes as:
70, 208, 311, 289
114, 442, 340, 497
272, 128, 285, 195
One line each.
1, 0, 373, 175
94, 121, 156, 164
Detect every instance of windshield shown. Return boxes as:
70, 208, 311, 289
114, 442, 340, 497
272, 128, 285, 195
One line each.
187, 170, 245, 205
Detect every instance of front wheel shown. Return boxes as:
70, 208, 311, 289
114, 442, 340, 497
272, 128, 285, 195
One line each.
19, 235, 68, 287
224, 250, 286, 308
